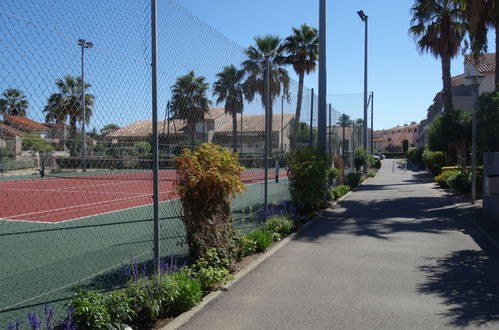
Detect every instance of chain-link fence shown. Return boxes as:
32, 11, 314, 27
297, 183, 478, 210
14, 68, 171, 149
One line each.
0, 0, 368, 325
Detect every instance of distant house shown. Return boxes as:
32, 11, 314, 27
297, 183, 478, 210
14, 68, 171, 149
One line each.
4, 116, 48, 137
212, 113, 294, 154
375, 122, 420, 152
107, 108, 295, 155
0, 122, 24, 156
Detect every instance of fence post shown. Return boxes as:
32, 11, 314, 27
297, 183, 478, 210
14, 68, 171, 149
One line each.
151, 0, 160, 272
264, 56, 270, 219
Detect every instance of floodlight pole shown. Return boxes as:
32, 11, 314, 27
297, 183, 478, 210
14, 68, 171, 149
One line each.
357, 10, 368, 174
264, 56, 270, 219
370, 92, 374, 154
318, 0, 327, 154
328, 103, 332, 160
151, 0, 160, 271
79, 38, 92, 172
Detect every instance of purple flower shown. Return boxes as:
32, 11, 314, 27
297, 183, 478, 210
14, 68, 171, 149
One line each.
7, 322, 14, 330
15, 319, 21, 330
44, 304, 54, 330
27, 313, 41, 329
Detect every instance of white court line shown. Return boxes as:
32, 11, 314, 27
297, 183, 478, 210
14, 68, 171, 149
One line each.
1, 178, 286, 224
0, 187, 147, 196
2, 188, 177, 221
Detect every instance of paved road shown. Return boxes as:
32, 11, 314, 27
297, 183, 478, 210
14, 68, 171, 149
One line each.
181, 159, 499, 329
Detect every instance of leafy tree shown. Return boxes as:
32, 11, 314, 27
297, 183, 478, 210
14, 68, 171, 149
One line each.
476, 92, 499, 152
337, 113, 351, 156
134, 141, 152, 156
213, 65, 245, 152
427, 109, 471, 165
409, 0, 466, 112
43, 75, 94, 156
402, 139, 409, 153
22, 133, 54, 152
462, 0, 497, 90
101, 123, 119, 134
294, 122, 316, 144
170, 71, 211, 146
283, 24, 319, 150
243, 35, 290, 149
0, 88, 29, 117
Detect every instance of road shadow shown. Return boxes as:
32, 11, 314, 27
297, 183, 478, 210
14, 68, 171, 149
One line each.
417, 249, 499, 327
294, 195, 469, 242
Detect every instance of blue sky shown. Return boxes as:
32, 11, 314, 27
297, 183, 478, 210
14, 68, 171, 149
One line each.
179, 0, 496, 129
0, 0, 495, 131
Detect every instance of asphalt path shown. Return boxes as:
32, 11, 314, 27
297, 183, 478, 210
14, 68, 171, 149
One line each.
181, 159, 499, 329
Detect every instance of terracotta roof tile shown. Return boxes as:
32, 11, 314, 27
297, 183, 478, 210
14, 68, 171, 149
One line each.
5, 116, 47, 130
0, 123, 25, 136
215, 113, 295, 133
465, 53, 496, 73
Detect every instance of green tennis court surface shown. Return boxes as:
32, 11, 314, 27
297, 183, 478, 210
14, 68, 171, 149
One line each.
0, 178, 290, 326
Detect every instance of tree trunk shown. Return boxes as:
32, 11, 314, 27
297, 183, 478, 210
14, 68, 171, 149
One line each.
69, 116, 77, 157
232, 112, 237, 152
291, 72, 305, 150
441, 54, 453, 112
268, 102, 273, 153
342, 127, 346, 157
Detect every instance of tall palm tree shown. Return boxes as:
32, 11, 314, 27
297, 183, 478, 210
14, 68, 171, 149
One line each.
213, 65, 245, 152
243, 35, 290, 150
337, 113, 351, 157
462, 0, 498, 91
283, 24, 319, 150
409, 0, 466, 112
44, 75, 94, 156
0, 88, 29, 117
170, 71, 211, 145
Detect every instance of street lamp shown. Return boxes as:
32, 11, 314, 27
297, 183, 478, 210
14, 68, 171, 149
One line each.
357, 10, 368, 174
78, 39, 93, 172
464, 72, 484, 204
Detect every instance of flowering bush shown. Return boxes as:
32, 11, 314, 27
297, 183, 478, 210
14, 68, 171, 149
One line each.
176, 143, 245, 261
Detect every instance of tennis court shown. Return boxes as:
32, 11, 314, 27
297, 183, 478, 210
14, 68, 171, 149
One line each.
0, 168, 291, 326
0, 168, 287, 223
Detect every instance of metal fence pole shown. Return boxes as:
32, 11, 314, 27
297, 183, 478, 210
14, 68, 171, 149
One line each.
151, 0, 160, 271
370, 91, 374, 154
309, 88, 314, 147
328, 103, 332, 160
318, 0, 327, 154
264, 56, 270, 219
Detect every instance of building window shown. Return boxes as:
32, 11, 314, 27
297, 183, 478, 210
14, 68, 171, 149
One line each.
414, 128, 417, 132
387, 138, 392, 142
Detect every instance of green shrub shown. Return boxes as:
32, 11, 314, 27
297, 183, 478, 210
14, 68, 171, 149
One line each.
235, 234, 257, 258
176, 143, 245, 261
70, 290, 111, 329
422, 149, 446, 176
245, 229, 273, 252
447, 171, 471, 193
434, 170, 458, 188
371, 157, 381, 169
134, 141, 152, 157
170, 272, 203, 315
263, 216, 294, 237
354, 147, 370, 172
126, 277, 162, 321
188, 248, 232, 291
329, 185, 350, 200
407, 147, 425, 169
287, 147, 329, 211
22, 133, 54, 152
345, 172, 363, 189
0, 147, 11, 159
328, 167, 341, 181
104, 289, 134, 326
367, 169, 376, 177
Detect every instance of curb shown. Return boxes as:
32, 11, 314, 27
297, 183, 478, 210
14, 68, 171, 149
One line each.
162, 216, 317, 330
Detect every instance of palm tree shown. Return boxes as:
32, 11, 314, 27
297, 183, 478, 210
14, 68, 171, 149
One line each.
44, 75, 94, 156
170, 71, 211, 145
409, 0, 466, 112
462, 0, 497, 91
337, 113, 351, 157
283, 24, 319, 150
0, 88, 29, 117
213, 65, 245, 152
243, 35, 290, 150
